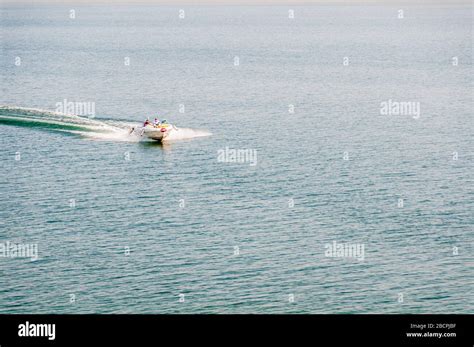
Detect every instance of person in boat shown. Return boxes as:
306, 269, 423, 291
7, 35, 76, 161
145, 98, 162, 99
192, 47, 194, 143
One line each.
153, 118, 160, 127
143, 118, 151, 127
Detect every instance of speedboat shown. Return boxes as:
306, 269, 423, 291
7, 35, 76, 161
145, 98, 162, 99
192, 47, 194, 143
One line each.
131, 121, 177, 141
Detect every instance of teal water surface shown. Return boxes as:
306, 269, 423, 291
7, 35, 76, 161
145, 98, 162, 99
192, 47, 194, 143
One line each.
0, 4, 472, 313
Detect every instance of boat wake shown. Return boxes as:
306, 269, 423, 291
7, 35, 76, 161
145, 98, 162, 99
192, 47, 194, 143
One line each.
0, 106, 211, 143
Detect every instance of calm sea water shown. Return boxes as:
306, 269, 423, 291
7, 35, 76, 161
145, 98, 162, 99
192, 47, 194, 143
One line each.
0, 4, 472, 313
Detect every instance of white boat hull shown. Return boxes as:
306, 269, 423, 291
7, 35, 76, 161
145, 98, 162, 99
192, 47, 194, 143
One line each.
135, 123, 175, 141
143, 128, 166, 141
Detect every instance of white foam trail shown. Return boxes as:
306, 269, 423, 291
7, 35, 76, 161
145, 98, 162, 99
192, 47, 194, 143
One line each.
68, 129, 143, 142
0, 106, 211, 143
0, 105, 118, 134
163, 127, 212, 142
